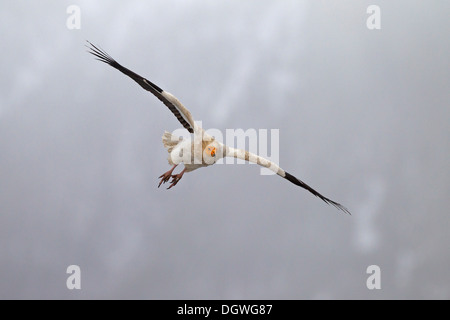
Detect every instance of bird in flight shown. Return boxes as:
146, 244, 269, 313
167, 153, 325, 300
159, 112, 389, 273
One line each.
86, 41, 350, 214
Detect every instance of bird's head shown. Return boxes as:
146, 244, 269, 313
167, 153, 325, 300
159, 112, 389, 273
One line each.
203, 141, 221, 165
206, 145, 216, 157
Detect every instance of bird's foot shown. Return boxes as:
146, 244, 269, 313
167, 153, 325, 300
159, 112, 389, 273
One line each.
167, 169, 186, 190
158, 165, 177, 188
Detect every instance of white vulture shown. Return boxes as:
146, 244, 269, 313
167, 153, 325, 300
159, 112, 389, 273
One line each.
87, 41, 350, 214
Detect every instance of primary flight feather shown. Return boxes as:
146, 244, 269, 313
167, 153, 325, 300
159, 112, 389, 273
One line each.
86, 41, 350, 214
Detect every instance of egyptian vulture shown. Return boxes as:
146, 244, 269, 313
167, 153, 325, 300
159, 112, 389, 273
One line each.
87, 41, 350, 214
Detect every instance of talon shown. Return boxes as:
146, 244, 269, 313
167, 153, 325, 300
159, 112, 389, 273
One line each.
167, 177, 180, 189
158, 165, 177, 188
165, 168, 186, 190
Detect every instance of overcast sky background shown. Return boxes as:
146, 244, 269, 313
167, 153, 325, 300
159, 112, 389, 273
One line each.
0, 0, 449, 299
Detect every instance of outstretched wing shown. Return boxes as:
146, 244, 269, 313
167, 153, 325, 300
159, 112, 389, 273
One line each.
226, 146, 350, 214
282, 171, 350, 214
86, 41, 195, 133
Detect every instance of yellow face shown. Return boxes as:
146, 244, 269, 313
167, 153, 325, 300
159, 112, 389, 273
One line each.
206, 146, 216, 157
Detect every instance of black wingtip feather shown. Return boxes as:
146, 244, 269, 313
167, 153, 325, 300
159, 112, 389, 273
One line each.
284, 172, 351, 215
86, 40, 116, 66
86, 41, 165, 94
86, 41, 195, 134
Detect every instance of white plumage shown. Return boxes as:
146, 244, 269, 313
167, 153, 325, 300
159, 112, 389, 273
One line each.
87, 41, 350, 214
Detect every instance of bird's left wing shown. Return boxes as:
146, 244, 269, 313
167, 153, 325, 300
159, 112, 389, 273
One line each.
86, 41, 196, 133
225, 146, 350, 214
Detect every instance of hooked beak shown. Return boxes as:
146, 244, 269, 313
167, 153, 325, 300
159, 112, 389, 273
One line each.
211, 147, 216, 157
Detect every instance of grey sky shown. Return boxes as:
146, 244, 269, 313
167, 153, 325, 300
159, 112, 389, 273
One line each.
0, 0, 449, 299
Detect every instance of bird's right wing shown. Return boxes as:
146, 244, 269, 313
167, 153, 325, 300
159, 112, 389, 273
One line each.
86, 41, 196, 134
